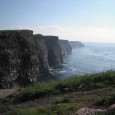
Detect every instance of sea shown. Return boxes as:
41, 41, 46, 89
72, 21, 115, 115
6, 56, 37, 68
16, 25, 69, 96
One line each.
52, 42, 115, 80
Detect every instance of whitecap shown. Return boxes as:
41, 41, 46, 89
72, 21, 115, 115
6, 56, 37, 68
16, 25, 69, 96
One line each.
71, 68, 76, 71
69, 66, 74, 69
59, 70, 67, 73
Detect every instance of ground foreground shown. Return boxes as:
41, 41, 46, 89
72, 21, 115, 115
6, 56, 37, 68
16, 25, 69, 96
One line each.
0, 70, 115, 115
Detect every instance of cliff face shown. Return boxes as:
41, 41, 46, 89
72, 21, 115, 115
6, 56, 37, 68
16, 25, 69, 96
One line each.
59, 40, 72, 55
69, 41, 85, 48
34, 34, 49, 74
0, 30, 63, 88
0, 30, 39, 88
44, 36, 63, 68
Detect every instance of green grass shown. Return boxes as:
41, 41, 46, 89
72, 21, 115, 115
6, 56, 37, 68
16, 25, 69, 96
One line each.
5, 103, 80, 115
1, 70, 115, 105
0, 70, 115, 114
54, 96, 70, 104
95, 95, 115, 106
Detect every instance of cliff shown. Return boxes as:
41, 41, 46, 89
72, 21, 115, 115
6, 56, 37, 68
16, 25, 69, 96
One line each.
69, 41, 85, 48
44, 36, 63, 68
33, 34, 49, 74
0, 31, 63, 88
0, 30, 39, 88
59, 40, 72, 55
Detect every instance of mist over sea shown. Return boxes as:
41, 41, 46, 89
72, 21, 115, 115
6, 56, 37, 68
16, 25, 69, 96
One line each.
54, 42, 115, 79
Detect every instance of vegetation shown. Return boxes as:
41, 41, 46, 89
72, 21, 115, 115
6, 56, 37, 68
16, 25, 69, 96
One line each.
0, 70, 115, 114
95, 95, 115, 106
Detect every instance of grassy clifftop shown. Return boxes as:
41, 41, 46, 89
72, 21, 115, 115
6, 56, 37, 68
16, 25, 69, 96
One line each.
0, 70, 115, 114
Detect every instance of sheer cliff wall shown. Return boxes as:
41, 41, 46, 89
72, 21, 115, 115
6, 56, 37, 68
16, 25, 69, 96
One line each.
0, 30, 39, 88
0, 31, 63, 88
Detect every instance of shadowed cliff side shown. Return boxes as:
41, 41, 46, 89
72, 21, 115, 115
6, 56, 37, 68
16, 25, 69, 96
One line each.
59, 40, 72, 55
0, 30, 63, 88
44, 36, 63, 68
34, 34, 49, 75
0, 30, 39, 88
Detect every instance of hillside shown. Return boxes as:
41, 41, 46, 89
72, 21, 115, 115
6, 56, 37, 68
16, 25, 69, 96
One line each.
0, 70, 115, 115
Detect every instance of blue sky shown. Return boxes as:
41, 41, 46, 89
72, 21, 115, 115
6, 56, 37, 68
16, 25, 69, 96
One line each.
0, 0, 115, 42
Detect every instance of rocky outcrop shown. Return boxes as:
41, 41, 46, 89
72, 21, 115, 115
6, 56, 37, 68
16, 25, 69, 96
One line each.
33, 34, 49, 74
69, 41, 84, 48
0, 30, 39, 88
44, 36, 63, 68
59, 40, 72, 55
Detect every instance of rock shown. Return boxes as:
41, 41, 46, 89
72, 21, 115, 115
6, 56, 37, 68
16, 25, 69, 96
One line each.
0, 30, 63, 88
44, 36, 63, 68
34, 34, 49, 74
69, 41, 85, 48
0, 30, 39, 88
59, 40, 72, 55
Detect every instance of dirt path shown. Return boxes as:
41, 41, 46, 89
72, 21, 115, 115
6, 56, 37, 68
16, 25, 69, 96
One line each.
0, 88, 19, 98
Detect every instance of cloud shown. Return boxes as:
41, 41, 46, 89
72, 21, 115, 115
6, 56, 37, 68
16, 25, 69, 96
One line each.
2, 25, 115, 43
33, 25, 115, 43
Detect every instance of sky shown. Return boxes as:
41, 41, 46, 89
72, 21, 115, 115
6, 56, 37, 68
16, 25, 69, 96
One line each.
0, 0, 115, 43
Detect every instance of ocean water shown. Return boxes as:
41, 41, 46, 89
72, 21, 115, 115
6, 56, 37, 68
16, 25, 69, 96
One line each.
54, 42, 115, 79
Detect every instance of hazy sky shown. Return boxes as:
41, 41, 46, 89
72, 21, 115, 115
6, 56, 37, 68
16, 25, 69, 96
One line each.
0, 0, 115, 42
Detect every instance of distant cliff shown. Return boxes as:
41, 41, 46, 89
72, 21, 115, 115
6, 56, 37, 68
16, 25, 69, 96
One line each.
0, 30, 63, 88
59, 40, 72, 55
34, 34, 49, 75
44, 36, 63, 68
34, 34, 63, 69
69, 41, 85, 48
0, 30, 39, 88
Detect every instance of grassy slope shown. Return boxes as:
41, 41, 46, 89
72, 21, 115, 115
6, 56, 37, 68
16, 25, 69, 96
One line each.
0, 70, 115, 115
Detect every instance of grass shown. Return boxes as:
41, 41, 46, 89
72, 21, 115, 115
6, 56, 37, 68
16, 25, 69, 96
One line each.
5, 103, 80, 115
0, 70, 115, 114
54, 96, 70, 104
1, 70, 115, 104
95, 95, 115, 106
